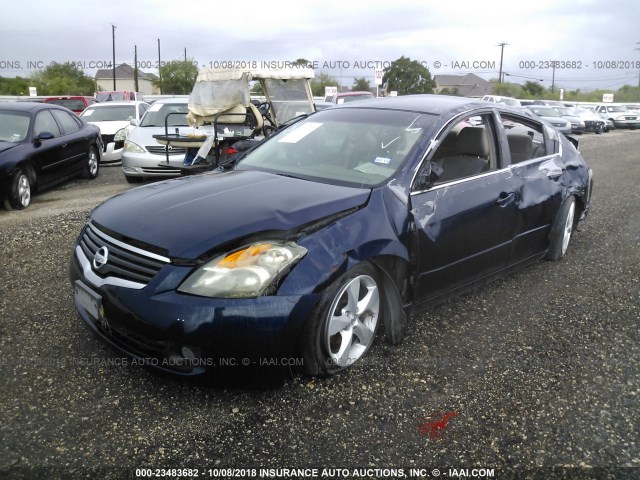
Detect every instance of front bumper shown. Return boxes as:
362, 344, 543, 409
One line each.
70, 244, 319, 375
612, 119, 640, 129
101, 142, 123, 164
121, 151, 184, 177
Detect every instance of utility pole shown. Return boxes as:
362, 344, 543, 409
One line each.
111, 25, 117, 90
497, 42, 509, 83
134, 45, 139, 92
157, 39, 162, 94
636, 42, 640, 101
184, 48, 187, 62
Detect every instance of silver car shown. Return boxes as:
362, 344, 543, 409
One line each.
121, 98, 189, 183
525, 106, 572, 135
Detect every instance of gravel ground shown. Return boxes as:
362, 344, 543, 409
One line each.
0, 132, 639, 480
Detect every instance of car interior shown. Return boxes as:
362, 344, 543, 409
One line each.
430, 117, 495, 183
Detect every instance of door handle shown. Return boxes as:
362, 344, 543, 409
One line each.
61, 143, 68, 148
496, 192, 515, 206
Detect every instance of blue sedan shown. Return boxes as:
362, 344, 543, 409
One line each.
70, 95, 593, 377
0, 102, 102, 210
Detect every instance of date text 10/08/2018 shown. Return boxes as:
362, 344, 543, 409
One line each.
518, 60, 640, 69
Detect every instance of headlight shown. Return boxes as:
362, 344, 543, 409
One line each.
114, 127, 129, 142
123, 140, 145, 153
178, 241, 307, 298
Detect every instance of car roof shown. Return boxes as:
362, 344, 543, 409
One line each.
337, 94, 491, 115
0, 101, 61, 113
152, 97, 189, 104
337, 91, 374, 97
87, 101, 145, 107
45, 96, 93, 100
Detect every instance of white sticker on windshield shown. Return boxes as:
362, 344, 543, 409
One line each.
374, 157, 391, 164
149, 103, 163, 112
278, 122, 322, 143
82, 110, 94, 116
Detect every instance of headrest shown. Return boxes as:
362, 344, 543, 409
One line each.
456, 127, 489, 157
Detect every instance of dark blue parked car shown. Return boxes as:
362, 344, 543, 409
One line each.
70, 95, 593, 377
0, 102, 102, 210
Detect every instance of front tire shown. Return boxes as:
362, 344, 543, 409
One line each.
82, 146, 100, 179
299, 262, 382, 377
546, 196, 576, 261
3, 168, 32, 210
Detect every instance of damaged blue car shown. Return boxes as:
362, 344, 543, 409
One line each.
69, 95, 593, 377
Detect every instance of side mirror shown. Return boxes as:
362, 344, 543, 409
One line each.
34, 131, 54, 143
130, 118, 139, 126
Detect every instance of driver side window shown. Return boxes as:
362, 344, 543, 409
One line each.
34, 110, 61, 138
428, 114, 497, 184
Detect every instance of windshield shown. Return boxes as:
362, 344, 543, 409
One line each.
530, 107, 559, 117
96, 92, 130, 102
606, 106, 628, 112
140, 102, 189, 127
46, 98, 89, 111
0, 111, 30, 142
237, 108, 435, 187
498, 98, 520, 107
81, 105, 136, 122
263, 78, 314, 124
336, 93, 375, 104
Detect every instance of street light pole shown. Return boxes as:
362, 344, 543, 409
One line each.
636, 42, 640, 101
157, 39, 162, 94
497, 42, 509, 83
111, 24, 117, 90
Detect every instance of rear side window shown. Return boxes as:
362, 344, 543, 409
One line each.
51, 109, 81, 134
498, 114, 546, 164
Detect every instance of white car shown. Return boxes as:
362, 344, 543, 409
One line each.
593, 104, 640, 129
481, 95, 522, 108
121, 98, 190, 183
80, 101, 150, 164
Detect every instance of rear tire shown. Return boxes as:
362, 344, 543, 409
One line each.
82, 146, 100, 179
3, 168, 32, 210
546, 196, 576, 261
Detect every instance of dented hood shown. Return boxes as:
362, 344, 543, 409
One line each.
90, 170, 370, 259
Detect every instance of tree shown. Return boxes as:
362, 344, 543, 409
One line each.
0, 76, 31, 95
310, 72, 339, 97
381, 56, 436, 95
30, 62, 96, 95
438, 87, 460, 96
491, 81, 523, 98
353, 77, 371, 92
522, 81, 544, 97
154, 59, 198, 95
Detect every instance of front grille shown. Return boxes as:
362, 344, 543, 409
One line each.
79, 223, 170, 285
146, 145, 187, 155
140, 166, 182, 174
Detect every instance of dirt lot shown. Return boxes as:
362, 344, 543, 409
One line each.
1, 131, 639, 479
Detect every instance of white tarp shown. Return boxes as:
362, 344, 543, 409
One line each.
187, 67, 315, 126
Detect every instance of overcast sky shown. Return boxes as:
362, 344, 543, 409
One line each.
1, 0, 639, 91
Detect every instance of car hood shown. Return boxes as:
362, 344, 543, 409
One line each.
87, 120, 130, 135
90, 170, 370, 259
0, 141, 19, 153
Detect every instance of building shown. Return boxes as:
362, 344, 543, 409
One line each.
434, 73, 492, 97
95, 63, 159, 95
